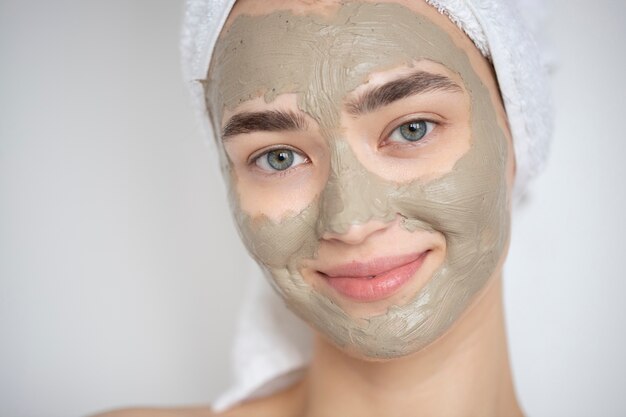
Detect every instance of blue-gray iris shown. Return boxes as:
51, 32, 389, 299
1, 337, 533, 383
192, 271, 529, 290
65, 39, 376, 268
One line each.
267, 149, 295, 170
400, 121, 427, 141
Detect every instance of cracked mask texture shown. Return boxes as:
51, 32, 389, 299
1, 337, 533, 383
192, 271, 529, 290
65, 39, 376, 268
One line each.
206, 2, 510, 358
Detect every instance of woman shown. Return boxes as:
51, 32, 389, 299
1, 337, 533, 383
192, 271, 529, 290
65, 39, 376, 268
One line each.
97, 0, 551, 415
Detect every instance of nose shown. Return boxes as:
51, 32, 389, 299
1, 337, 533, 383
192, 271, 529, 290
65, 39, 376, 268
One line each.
321, 218, 394, 245
316, 140, 394, 244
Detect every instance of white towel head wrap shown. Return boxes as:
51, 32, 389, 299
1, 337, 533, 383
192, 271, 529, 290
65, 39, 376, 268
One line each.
181, 0, 553, 411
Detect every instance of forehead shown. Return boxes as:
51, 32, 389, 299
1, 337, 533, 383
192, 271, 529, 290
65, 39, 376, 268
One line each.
207, 1, 481, 129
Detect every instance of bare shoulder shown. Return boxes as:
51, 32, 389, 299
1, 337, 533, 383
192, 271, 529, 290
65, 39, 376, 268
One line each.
219, 382, 305, 417
90, 382, 303, 417
89, 403, 272, 417
89, 406, 215, 417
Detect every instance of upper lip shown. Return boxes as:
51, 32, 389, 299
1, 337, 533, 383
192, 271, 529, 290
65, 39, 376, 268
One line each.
317, 252, 426, 278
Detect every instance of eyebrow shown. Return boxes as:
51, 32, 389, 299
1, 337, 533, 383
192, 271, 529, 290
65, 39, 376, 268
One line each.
221, 110, 309, 139
345, 70, 462, 115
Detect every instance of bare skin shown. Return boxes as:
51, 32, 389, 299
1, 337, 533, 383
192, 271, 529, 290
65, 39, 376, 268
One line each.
93, 278, 520, 417
93, 0, 523, 416
225, 275, 521, 417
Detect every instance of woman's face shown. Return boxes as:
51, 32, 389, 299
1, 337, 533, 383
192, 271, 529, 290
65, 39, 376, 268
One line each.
207, 0, 515, 359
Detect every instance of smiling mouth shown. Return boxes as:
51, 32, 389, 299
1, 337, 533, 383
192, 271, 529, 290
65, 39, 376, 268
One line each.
317, 251, 430, 302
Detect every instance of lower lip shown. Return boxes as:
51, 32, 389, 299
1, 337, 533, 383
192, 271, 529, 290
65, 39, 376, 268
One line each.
321, 252, 428, 302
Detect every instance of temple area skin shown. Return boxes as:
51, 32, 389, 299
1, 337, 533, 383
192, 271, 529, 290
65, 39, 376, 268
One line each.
95, 0, 523, 416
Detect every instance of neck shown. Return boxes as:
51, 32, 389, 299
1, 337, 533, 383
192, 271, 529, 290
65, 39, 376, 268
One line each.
296, 277, 523, 417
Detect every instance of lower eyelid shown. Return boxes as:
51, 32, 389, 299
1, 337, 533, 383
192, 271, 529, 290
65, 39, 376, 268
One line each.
252, 148, 309, 173
384, 120, 437, 145
248, 146, 298, 165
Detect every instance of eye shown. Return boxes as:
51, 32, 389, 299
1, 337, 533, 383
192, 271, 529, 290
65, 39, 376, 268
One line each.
388, 120, 435, 143
254, 148, 308, 172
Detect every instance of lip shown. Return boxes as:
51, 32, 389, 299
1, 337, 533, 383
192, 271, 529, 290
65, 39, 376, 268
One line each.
318, 251, 429, 302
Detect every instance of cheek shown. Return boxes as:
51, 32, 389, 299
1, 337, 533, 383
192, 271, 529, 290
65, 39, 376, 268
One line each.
224, 149, 329, 222
350, 122, 472, 185
231, 170, 317, 219
235, 195, 322, 270
227, 159, 330, 269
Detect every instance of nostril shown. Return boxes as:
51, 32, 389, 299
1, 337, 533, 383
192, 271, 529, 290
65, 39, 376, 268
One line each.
321, 218, 396, 245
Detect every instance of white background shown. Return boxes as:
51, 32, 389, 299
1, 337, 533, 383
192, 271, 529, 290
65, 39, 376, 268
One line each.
1, 1, 625, 416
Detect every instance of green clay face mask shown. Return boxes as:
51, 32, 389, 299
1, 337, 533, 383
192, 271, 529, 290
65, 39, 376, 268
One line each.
207, 2, 510, 358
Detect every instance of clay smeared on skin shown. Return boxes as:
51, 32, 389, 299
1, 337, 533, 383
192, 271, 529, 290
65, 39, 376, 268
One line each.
206, 2, 510, 358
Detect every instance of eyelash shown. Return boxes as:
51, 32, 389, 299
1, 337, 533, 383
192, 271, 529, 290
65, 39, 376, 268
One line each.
245, 117, 439, 175
381, 118, 439, 148
249, 145, 310, 175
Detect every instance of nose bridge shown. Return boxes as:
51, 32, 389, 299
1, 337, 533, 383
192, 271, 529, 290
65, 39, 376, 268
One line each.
316, 140, 390, 236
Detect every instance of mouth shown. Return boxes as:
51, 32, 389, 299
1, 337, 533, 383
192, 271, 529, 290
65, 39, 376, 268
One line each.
317, 251, 430, 302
